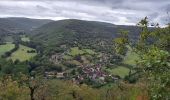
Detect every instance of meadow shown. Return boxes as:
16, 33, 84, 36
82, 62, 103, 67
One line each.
8, 44, 37, 61
106, 66, 130, 78
106, 47, 139, 78
68, 47, 96, 56
123, 46, 139, 66
0, 43, 15, 56
21, 35, 30, 42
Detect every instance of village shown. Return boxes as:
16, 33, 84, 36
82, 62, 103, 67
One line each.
44, 63, 120, 84
73, 64, 120, 84
44, 46, 122, 85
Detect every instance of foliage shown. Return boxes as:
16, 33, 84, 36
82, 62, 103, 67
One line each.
0, 76, 29, 100
114, 17, 170, 99
114, 29, 129, 55
138, 47, 170, 99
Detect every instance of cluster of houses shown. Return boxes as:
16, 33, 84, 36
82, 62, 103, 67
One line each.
48, 50, 120, 84
44, 63, 120, 84
74, 64, 120, 84
50, 53, 65, 64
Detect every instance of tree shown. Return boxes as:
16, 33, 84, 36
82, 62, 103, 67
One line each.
114, 17, 170, 99
16, 73, 49, 100
114, 29, 129, 55
0, 76, 29, 100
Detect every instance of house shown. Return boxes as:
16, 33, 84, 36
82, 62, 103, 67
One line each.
44, 71, 66, 79
57, 72, 65, 79
44, 71, 57, 78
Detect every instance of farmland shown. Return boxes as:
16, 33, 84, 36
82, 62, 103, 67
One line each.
105, 66, 130, 78
0, 43, 15, 56
21, 35, 30, 42
105, 47, 139, 78
123, 47, 139, 66
8, 44, 37, 61
68, 47, 96, 56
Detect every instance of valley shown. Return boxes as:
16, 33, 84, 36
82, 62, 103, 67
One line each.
0, 18, 137, 84
0, 17, 169, 100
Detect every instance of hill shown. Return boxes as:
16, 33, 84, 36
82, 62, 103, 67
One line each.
0, 17, 53, 34
32, 19, 141, 52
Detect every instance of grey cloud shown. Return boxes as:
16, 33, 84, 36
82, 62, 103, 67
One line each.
148, 12, 159, 19
0, 0, 169, 26
165, 4, 170, 11
36, 5, 49, 11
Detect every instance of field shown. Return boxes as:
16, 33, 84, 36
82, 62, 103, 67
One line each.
21, 35, 30, 42
123, 47, 139, 66
0, 43, 15, 56
9, 45, 37, 61
106, 46, 139, 78
68, 47, 96, 56
84, 49, 96, 55
106, 66, 130, 78
69, 47, 84, 56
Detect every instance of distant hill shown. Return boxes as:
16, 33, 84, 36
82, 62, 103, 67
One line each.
32, 19, 141, 52
32, 19, 141, 44
0, 17, 53, 34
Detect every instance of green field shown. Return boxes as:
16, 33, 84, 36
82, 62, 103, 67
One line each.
69, 47, 84, 56
68, 47, 96, 56
106, 66, 130, 78
84, 49, 96, 55
21, 35, 30, 42
123, 48, 139, 66
0, 43, 15, 56
9, 45, 37, 61
106, 46, 139, 78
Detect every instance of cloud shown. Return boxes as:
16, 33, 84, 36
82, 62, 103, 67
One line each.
0, 0, 169, 26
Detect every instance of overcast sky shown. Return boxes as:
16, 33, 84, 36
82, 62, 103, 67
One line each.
0, 0, 169, 26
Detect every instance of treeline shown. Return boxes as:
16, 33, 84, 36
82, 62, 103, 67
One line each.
0, 42, 6, 45
1, 43, 19, 58
27, 50, 36, 53
20, 41, 43, 54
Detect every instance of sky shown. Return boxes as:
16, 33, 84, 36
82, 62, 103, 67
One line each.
0, 0, 170, 26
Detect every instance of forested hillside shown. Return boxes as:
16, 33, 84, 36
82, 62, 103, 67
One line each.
32, 19, 141, 53
0, 17, 52, 34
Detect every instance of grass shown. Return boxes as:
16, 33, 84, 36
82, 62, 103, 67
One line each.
106, 46, 138, 78
9, 45, 37, 61
106, 46, 139, 78
124, 45, 139, 65
69, 47, 85, 56
84, 49, 96, 55
123, 49, 139, 66
106, 66, 130, 78
68, 47, 96, 56
21, 35, 30, 42
0, 43, 15, 56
